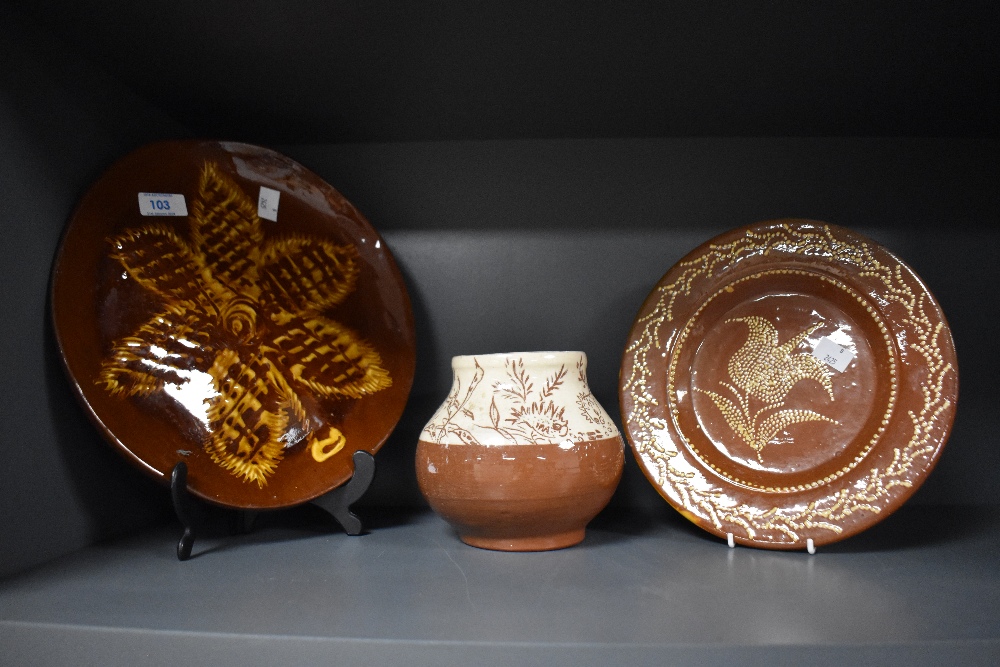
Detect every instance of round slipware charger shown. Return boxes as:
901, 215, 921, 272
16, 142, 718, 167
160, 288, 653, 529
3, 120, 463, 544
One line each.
51, 141, 415, 510
619, 219, 958, 550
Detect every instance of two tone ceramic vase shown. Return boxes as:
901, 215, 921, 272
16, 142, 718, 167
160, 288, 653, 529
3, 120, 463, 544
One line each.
417, 352, 624, 551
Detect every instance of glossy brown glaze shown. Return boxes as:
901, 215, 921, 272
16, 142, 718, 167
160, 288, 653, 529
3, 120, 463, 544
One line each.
620, 220, 959, 549
51, 141, 415, 509
416, 438, 624, 551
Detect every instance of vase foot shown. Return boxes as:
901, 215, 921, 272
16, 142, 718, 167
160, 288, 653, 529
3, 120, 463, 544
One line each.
459, 528, 586, 552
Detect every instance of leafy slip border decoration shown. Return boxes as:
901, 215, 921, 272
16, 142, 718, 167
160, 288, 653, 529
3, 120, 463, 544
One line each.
621, 222, 956, 546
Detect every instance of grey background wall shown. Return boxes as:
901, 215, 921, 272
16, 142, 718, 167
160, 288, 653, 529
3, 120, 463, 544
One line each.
283, 139, 998, 512
0, 7, 190, 577
2, 3, 997, 579
13, 1, 996, 141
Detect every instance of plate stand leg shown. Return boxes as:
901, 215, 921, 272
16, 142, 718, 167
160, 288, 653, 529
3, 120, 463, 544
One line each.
170, 451, 374, 560
169, 464, 260, 560
234, 509, 258, 534
170, 462, 200, 561
310, 450, 376, 536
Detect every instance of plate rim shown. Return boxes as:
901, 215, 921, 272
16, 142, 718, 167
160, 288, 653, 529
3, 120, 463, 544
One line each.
618, 218, 959, 549
50, 139, 416, 509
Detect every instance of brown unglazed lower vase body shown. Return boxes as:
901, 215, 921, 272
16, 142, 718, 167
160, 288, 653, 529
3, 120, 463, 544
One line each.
417, 352, 625, 551
416, 437, 624, 551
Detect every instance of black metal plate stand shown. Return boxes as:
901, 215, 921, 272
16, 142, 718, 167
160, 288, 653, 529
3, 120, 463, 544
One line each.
170, 450, 376, 561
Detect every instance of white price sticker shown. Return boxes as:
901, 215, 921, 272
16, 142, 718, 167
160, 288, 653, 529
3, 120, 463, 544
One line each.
258, 186, 280, 222
138, 193, 188, 216
812, 337, 855, 373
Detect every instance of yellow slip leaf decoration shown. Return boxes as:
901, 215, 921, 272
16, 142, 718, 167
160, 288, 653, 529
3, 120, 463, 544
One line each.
695, 316, 837, 461
754, 409, 837, 460
97, 161, 392, 486
727, 316, 834, 404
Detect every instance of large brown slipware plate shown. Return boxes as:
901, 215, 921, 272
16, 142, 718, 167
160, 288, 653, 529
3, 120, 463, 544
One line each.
619, 220, 958, 550
51, 141, 415, 510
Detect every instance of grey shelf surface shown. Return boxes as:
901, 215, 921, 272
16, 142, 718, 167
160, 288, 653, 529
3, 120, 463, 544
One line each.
2, 506, 998, 666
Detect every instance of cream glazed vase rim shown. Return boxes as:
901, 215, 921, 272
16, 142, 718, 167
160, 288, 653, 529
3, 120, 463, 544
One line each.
421, 350, 621, 447
451, 351, 582, 367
